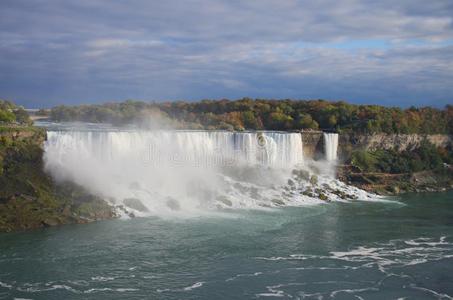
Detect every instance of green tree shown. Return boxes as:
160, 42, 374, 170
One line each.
351, 150, 377, 172
295, 113, 319, 129
242, 111, 260, 129
14, 108, 33, 125
0, 109, 16, 123
267, 112, 293, 130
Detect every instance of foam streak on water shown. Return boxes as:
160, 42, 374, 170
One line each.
254, 236, 453, 299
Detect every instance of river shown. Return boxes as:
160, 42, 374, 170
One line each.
1, 192, 452, 299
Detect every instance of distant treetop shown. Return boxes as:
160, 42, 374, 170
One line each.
48, 98, 453, 134
0, 99, 33, 126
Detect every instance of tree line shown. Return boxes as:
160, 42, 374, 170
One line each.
0, 100, 32, 126
48, 98, 453, 134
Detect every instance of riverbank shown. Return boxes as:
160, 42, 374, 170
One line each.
338, 166, 453, 195
0, 126, 116, 232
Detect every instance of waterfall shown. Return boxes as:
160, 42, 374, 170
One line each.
324, 133, 339, 161
43, 128, 374, 212
45, 131, 304, 169
44, 130, 305, 212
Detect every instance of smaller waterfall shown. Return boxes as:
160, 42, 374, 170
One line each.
324, 133, 339, 161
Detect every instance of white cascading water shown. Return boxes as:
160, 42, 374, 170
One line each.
324, 133, 339, 161
45, 131, 303, 168
44, 130, 372, 215
45, 131, 305, 213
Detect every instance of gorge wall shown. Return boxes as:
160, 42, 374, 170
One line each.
301, 132, 324, 159
339, 133, 452, 156
301, 131, 453, 161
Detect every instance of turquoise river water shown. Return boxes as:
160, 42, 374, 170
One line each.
1, 192, 453, 299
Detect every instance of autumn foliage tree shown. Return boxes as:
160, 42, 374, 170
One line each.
48, 98, 452, 134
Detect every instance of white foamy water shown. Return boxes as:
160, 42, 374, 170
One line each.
254, 236, 453, 299
44, 130, 376, 215
45, 130, 303, 169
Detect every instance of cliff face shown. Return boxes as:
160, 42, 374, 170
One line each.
300, 132, 452, 160
339, 133, 452, 152
301, 132, 323, 159
336, 133, 453, 195
300, 132, 453, 195
0, 127, 116, 232
0, 126, 44, 141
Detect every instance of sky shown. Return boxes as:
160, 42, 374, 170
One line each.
1, 0, 453, 108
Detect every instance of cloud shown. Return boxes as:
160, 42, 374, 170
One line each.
0, 0, 452, 107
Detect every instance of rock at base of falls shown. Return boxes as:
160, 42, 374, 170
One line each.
292, 169, 311, 181
310, 175, 318, 185
123, 198, 149, 212
217, 195, 233, 207
272, 199, 285, 206
166, 197, 181, 211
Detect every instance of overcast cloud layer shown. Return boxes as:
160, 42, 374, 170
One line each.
1, 0, 453, 107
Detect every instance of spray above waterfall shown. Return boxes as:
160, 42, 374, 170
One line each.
43, 128, 370, 216
44, 131, 302, 212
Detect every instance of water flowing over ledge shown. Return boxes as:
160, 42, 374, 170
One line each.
44, 129, 375, 216
324, 132, 339, 161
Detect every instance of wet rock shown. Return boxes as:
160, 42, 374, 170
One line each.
62, 204, 71, 216
283, 191, 293, 198
271, 198, 285, 206
106, 197, 116, 204
332, 189, 347, 199
76, 218, 90, 224
292, 169, 311, 182
123, 198, 149, 212
310, 175, 318, 185
392, 186, 401, 194
42, 218, 60, 227
287, 179, 295, 186
302, 188, 314, 197
318, 193, 328, 201
166, 197, 181, 211
116, 205, 131, 217
233, 182, 249, 193
321, 183, 331, 190
310, 165, 321, 175
217, 195, 233, 207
